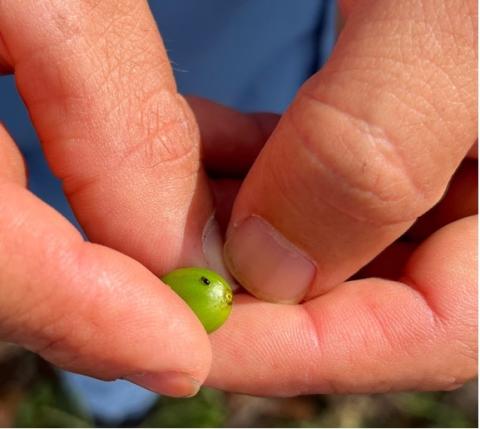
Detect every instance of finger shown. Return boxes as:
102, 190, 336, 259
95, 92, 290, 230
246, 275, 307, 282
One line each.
0, 127, 211, 398
0, 1, 217, 274
209, 216, 477, 395
338, 0, 355, 19
224, 0, 477, 303
0, 123, 26, 185
187, 96, 279, 178
407, 159, 477, 241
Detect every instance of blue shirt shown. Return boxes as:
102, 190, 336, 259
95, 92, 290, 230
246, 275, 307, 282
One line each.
0, 0, 336, 422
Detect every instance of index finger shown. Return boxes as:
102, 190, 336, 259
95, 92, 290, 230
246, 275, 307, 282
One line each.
0, 0, 219, 274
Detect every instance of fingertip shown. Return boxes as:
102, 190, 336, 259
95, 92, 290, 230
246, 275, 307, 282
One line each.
224, 215, 315, 303
73, 243, 213, 383
125, 371, 201, 398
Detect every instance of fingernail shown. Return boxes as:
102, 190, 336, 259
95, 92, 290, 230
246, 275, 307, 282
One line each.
126, 372, 200, 398
224, 216, 315, 303
202, 215, 238, 290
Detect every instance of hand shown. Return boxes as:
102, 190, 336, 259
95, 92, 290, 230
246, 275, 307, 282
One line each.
0, 0, 225, 397
203, 0, 477, 395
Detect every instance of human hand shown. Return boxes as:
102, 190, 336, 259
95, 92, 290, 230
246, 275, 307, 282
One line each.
0, 0, 229, 397
203, 0, 477, 395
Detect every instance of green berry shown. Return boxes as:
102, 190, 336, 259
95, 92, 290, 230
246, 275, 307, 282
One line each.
161, 267, 233, 333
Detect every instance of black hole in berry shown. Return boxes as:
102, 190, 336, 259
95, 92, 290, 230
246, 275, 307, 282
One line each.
200, 276, 211, 286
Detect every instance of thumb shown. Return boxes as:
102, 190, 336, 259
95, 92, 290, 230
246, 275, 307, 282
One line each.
224, 0, 477, 303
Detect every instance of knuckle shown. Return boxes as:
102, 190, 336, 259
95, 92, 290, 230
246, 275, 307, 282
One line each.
112, 93, 199, 177
62, 91, 200, 197
112, 94, 199, 182
124, 92, 200, 169
287, 92, 443, 225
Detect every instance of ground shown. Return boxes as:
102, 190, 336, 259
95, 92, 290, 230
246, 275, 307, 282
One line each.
0, 343, 477, 427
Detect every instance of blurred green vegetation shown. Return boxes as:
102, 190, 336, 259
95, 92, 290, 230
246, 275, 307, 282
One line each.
0, 349, 477, 428
14, 378, 92, 428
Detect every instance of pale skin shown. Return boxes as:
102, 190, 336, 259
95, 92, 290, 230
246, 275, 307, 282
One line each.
0, 0, 476, 398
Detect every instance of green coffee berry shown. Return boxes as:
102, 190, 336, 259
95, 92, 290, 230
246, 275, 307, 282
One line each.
161, 267, 233, 333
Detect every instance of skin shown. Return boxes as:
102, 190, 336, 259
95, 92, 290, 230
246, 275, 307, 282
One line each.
161, 268, 233, 333
0, 0, 476, 397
